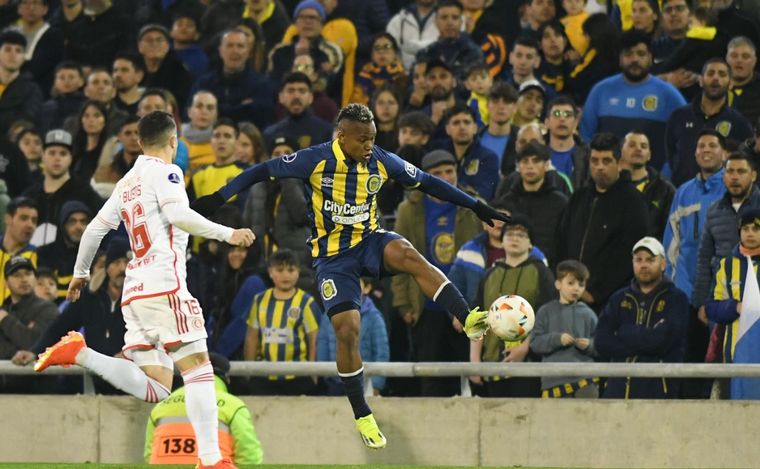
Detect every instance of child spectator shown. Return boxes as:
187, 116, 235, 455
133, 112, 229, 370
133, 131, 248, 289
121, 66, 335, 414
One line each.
350, 33, 407, 106
33, 267, 58, 304
243, 249, 321, 395
317, 277, 390, 396
39, 61, 86, 134
470, 215, 557, 397
464, 63, 493, 127
560, 0, 590, 55
530, 260, 599, 398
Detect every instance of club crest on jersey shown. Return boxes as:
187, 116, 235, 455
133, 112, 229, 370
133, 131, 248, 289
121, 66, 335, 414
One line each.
715, 121, 732, 137
366, 174, 383, 194
642, 95, 658, 112
287, 306, 302, 319
465, 160, 479, 176
282, 152, 298, 163
320, 279, 337, 301
168, 173, 181, 184
405, 162, 417, 178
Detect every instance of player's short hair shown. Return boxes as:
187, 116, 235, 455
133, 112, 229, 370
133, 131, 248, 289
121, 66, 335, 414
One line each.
213, 117, 239, 136
697, 128, 726, 148
267, 249, 300, 268
138, 111, 176, 148
6, 196, 38, 217
556, 260, 590, 283
590, 132, 621, 160
336, 103, 374, 125
280, 72, 312, 91
398, 111, 435, 136
726, 151, 756, 171
444, 103, 476, 125
701, 57, 731, 77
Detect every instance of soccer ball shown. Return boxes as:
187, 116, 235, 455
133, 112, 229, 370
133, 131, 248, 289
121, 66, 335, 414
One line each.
487, 295, 535, 341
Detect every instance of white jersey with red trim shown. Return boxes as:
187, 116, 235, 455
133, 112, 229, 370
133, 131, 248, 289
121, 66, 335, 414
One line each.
96, 155, 193, 305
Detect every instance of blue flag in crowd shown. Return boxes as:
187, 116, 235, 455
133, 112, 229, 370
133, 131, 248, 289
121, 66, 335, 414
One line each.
732, 256, 760, 399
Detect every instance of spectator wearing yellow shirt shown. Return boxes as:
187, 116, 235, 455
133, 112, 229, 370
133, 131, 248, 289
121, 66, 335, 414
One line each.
0, 197, 38, 303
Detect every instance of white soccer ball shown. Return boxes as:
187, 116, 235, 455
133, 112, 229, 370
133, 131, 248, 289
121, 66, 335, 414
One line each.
487, 295, 535, 341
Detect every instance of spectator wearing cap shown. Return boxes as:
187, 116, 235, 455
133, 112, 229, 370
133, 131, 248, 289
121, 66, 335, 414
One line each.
35, 201, 92, 302
144, 352, 263, 464
0, 197, 37, 303
243, 134, 314, 288
12, 238, 131, 395
21, 129, 103, 247
386, 0, 440, 71
191, 28, 275, 131
619, 131, 675, 239
556, 133, 649, 312
63, 0, 134, 69
665, 58, 753, 187
596, 236, 689, 399
477, 82, 519, 176
442, 104, 500, 200
420, 58, 463, 141
391, 149, 481, 396
269, 1, 346, 104
470, 215, 556, 398
262, 72, 333, 151
414, 0, 483, 81
496, 142, 568, 265
727, 37, 760, 126
0, 30, 42, 137
511, 79, 545, 127
706, 207, 760, 398
278, 0, 356, 106
580, 30, 686, 172
169, 13, 208, 78
8, 0, 63, 99
0, 255, 57, 361
694, 152, 760, 323
138, 24, 193, 108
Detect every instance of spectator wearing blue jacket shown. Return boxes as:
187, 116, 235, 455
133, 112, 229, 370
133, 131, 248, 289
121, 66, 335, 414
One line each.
317, 278, 389, 395
190, 29, 274, 130
665, 58, 753, 187
663, 129, 727, 303
442, 104, 500, 200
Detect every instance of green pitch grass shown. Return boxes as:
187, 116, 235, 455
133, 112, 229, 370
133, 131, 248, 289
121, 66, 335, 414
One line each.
0, 465, 715, 469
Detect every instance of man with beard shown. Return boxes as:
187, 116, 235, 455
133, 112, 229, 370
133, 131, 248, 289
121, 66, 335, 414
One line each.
111, 53, 145, 116
619, 131, 675, 239
263, 72, 333, 150
666, 58, 753, 187
555, 133, 649, 312
596, 236, 689, 398
580, 30, 685, 172
727, 37, 760, 125
442, 104, 499, 200
0, 197, 38, 303
12, 238, 130, 395
21, 130, 103, 247
35, 201, 92, 303
421, 58, 464, 141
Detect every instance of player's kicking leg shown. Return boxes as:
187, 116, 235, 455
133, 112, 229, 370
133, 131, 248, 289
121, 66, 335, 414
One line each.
383, 238, 489, 340
331, 309, 386, 449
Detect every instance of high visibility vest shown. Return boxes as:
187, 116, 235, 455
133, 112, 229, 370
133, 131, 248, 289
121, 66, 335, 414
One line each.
150, 417, 235, 464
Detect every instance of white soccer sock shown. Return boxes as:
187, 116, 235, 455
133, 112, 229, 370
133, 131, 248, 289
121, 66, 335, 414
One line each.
181, 360, 221, 465
76, 348, 170, 402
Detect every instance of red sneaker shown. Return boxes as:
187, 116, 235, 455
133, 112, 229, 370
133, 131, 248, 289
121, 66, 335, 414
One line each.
34, 331, 86, 372
196, 458, 238, 469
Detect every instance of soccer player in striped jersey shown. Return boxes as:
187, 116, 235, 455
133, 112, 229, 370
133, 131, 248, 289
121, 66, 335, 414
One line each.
192, 103, 507, 449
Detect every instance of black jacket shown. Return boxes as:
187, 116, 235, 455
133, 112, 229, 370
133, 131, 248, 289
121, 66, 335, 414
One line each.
143, 52, 194, 107
0, 72, 42, 136
0, 294, 58, 359
497, 179, 569, 266
596, 278, 689, 398
556, 174, 649, 309
64, 6, 134, 68
732, 74, 760, 126
634, 167, 676, 240
0, 138, 30, 197
21, 25, 64, 99
262, 109, 333, 151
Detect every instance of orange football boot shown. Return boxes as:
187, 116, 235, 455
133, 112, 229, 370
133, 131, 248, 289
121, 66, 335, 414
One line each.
34, 331, 86, 372
196, 458, 238, 469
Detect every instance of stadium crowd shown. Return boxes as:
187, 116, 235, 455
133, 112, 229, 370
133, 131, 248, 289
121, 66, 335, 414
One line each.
0, 0, 759, 400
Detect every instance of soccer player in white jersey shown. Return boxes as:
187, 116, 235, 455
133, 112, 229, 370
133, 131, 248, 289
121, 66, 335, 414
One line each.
34, 112, 254, 469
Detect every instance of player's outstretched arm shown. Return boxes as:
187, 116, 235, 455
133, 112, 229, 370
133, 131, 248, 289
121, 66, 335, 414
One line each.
191, 163, 272, 217
164, 201, 253, 245
68, 215, 116, 302
417, 172, 510, 227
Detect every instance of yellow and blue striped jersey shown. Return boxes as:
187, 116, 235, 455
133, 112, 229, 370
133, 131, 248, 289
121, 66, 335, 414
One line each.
246, 287, 320, 365
711, 251, 758, 362
0, 243, 37, 302
262, 140, 425, 258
